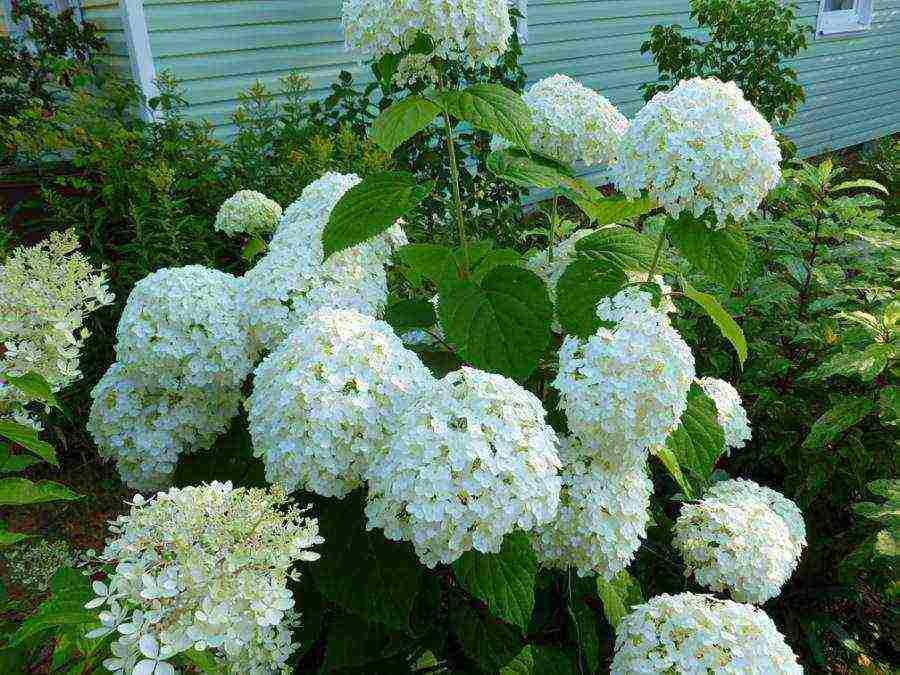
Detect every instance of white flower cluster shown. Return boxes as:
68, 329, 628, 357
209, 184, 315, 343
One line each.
708, 479, 807, 551
0, 230, 113, 423
612, 593, 802, 674
85, 482, 323, 675
241, 172, 405, 355
342, 0, 514, 69
214, 190, 283, 237
247, 308, 432, 498
493, 75, 629, 166
610, 77, 781, 227
89, 267, 253, 490
674, 481, 805, 604
554, 287, 695, 464
365, 367, 562, 567
532, 436, 652, 579
697, 377, 751, 450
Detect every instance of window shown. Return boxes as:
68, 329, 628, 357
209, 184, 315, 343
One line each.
817, 0, 874, 36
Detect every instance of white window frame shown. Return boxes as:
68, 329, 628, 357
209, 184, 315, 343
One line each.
816, 0, 874, 37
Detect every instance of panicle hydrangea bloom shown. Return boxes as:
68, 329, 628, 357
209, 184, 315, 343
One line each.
214, 190, 283, 236
707, 479, 807, 549
674, 489, 803, 604
342, 0, 514, 70
365, 367, 562, 567
85, 482, 323, 675
247, 308, 433, 498
492, 75, 629, 166
696, 377, 751, 450
553, 287, 695, 462
612, 593, 802, 674
532, 436, 651, 579
610, 77, 781, 227
0, 230, 113, 420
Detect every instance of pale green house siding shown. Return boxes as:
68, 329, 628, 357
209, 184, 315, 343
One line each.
84, 0, 899, 157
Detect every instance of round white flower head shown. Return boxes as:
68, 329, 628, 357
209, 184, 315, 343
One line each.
553, 287, 695, 462
674, 490, 802, 604
247, 308, 433, 498
696, 377, 751, 450
365, 367, 562, 567
612, 593, 802, 674
89, 362, 244, 490
707, 478, 807, 549
610, 77, 781, 227
85, 482, 324, 675
115, 266, 253, 392
532, 436, 651, 579
342, 0, 514, 69
214, 190, 283, 236
492, 75, 629, 166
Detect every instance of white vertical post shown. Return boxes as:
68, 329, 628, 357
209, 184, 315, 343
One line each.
119, 0, 159, 121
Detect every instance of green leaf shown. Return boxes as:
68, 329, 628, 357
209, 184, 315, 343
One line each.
450, 595, 523, 672
0, 478, 80, 505
501, 646, 535, 675
664, 385, 727, 494
574, 194, 656, 226
241, 235, 267, 262
574, 226, 672, 273
681, 278, 748, 366
321, 612, 411, 672
596, 570, 643, 630
556, 259, 627, 339
182, 649, 222, 674
879, 386, 899, 426
802, 397, 875, 449
311, 492, 422, 630
829, 179, 889, 196
874, 530, 899, 557
532, 646, 577, 674
8, 567, 95, 647
371, 95, 442, 154
0, 528, 32, 547
471, 248, 522, 283
0, 421, 57, 466
867, 479, 900, 501
4, 372, 58, 408
568, 593, 599, 673
323, 172, 435, 258
486, 148, 574, 190
667, 213, 748, 290
652, 444, 693, 497
0, 454, 44, 474
808, 344, 895, 382
384, 299, 437, 334
397, 243, 459, 286
453, 531, 537, 631
852, 502, 899, 523
437, 84, 532, 148
439, 265, 552, 381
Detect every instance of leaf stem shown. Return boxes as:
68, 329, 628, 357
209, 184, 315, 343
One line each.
547, 193, 560, 263
437, 72, 470, 273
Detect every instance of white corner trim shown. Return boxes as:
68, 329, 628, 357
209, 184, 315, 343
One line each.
119, 0, 159, 121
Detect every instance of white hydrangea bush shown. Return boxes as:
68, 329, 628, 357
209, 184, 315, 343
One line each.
697, 376, 752, 450
532, 436, 651, 580
610, 77, 782, 227
84, 482, 323, 675
247, 308, 433, 498
492, 74, 629, 167
707, 479, 807, 551
365, 367, 562, 567
342, 0, 514, 69
612, 593, 802, 674
214, 190, 283, 236
553, 287, 695, 463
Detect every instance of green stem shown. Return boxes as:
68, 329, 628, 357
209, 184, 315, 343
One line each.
647, 228, 667, 278
437, 74, 470, 273
547, 193, 560, 263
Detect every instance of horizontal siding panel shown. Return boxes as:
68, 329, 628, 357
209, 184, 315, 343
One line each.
146, 0, 341, 29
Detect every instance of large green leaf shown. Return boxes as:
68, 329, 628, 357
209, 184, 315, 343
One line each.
396, 243, 460, 287
681, 278, 748, 366
383, 299, 437, 334
371, 95, 442, 154
574, 226, 671, 273
0, 478, 80, 506
453, 532, 537, 631
8, 567, 96, 647
501, 646, 535, 675
667, 213, 748, 290
663, 385, 726, 495
0, 454, 44, 474
556, 259, 627, 339
808, 344, 895, 382
4, 372, 58, 408
829, 178, 888, 195
437, 84, 532, 148
439, 265, 552, 381
471, 248, 522, 283
450, 596, 523, 672
574, 195, 657, 226
568, 589, 599, 673
310, 492, 422, 630
323, 172, 435, 258
802, 397, 876, 449
652, 445, 692, 497
596, 570, 643, 630
486, 148, 574, 190
0, 421, 57, 466
0, 527, 32, 547
320, 612, 412, 672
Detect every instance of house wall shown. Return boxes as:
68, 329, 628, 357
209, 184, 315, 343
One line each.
86, 0, 899, 156
81, 0, 132, 77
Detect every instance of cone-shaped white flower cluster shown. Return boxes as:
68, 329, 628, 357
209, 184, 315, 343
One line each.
241, 172, 406, 356
85, 482, 323, 675
365, 367, 562, 567
214, 190, 283, 236
531, 436, 652, 579
342, 0, 514, 69
493, 74, 629, 167
247, 308, 432, 498
612, 593, 802, 674
697, 376, 752, 450
611, 77, 781, 227
89, 267, 253, 490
